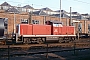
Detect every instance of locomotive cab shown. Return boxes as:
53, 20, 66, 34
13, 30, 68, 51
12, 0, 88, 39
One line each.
45, 20, 76, 43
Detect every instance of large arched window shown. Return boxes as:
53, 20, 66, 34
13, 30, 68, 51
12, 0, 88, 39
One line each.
21, 19, 28, 24
88, 24, 90, 33
78, 23, 82, 33
32, 20, 40, 24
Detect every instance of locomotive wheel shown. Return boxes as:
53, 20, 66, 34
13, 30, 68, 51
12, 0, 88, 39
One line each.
23, 38, 31, 44
37, 38, 43, 44
39, 39, 43, 44
59, 39, 61, 43
69, 37, 75, 43
58, 37, 63, 43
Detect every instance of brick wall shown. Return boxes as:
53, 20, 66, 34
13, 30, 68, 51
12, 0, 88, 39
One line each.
0, 11, 89, 34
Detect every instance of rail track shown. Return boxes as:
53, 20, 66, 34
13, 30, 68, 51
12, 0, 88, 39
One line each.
0, 43, 90, 58
0, 42, 90, 49
0, 42, 90, 59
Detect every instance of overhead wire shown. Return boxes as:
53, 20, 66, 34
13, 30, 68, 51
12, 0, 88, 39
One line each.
73, 0, 90, 4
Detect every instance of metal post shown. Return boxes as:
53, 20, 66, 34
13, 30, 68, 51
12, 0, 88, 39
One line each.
31, 4, 33, 24
78, 22, 79, 40
8, 45, 10, 60
70, 7, 72, 26
44, 16, 46, 25
73, 41, 76, 55
28, 12, 31, 24
14, 12, 16, 33
59, 0, 61, 22
29, 4, 33, 24
46, 7, 48, 24
85, 20, 86, 33
66, 18, 68, 26
46, 43, 48, 59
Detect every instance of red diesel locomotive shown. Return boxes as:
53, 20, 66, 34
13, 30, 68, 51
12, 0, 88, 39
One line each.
14, 21, 76, 44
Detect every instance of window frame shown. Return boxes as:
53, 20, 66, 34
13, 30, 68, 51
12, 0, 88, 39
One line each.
32, 20, 40, 24
21, 19, 28, 24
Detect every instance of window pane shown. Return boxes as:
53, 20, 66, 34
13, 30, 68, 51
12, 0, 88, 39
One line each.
32, 20, 39, 24
88, 24, 90, 33
21, 19, 28, 24
78, 23, 82, 33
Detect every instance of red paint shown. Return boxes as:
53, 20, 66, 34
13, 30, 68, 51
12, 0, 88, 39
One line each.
20, 24, 28, 35
53, 27, 59, 35
33, 24, 51, 35
18, 24, 75, 36
20, 24, 32, 35
58, 27, 62, 35
67, 26, 75, 35
27, 24, 32, 35
61, 26, 67, 35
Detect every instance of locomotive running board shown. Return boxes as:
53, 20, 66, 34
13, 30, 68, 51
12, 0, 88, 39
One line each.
22, 35, 76, 37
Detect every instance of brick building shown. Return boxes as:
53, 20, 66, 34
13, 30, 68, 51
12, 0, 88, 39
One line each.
0, 10, 70, 34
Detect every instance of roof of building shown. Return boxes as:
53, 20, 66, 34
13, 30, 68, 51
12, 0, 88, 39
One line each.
81, 13, 90, 16
5, 7, 20, 13
41, 7, 53, 11
33, 10, 47, 15
55, 10, 67, 13
51, 14, 60, 17
23, 5, 34, 9
71, 12, 80, 15
71, 15, 88, 20
51, 13, 69, 18
0, 2, 12, 7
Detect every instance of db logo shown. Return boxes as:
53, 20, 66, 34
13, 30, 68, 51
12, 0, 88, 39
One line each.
54, 29, 58, 32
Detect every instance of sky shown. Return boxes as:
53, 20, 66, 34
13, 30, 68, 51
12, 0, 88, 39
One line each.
0, 0, 90, 14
